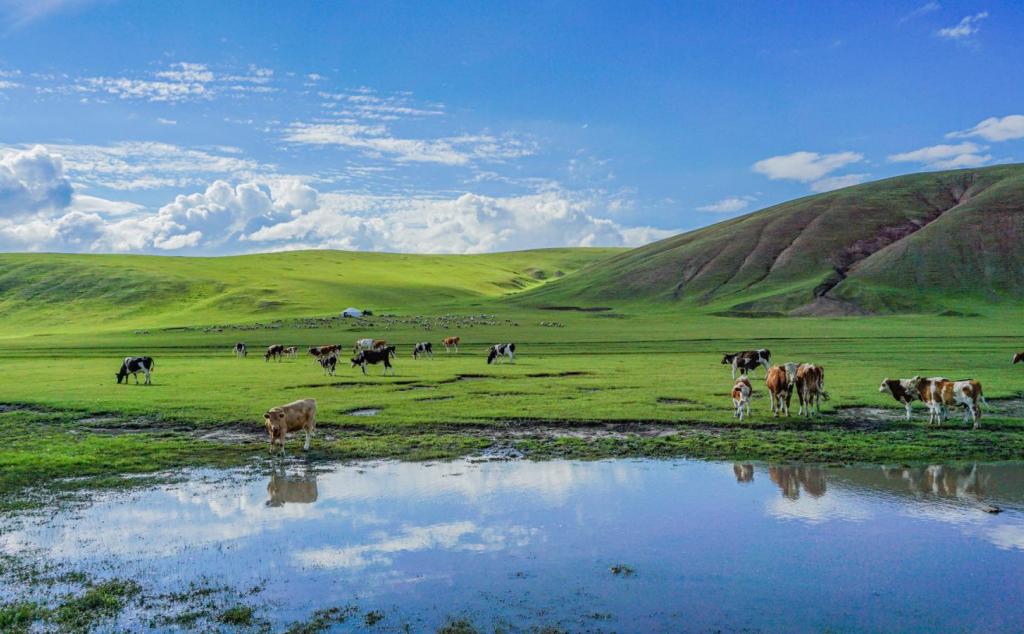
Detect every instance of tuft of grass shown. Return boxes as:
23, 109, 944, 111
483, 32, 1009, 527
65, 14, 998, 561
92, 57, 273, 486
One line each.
0, 602, 46, 633
609, 564, 635, 576
284, 605, 359, 634
437, 617, 479, 634
218, 604, 255, 626
52, 579, 141, 632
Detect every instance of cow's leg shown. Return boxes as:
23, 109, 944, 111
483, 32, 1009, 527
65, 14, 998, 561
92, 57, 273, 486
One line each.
731, 360, 737, 380
144, 368, 151, 385
905, 402, 912, 421
303, 427, 311, 451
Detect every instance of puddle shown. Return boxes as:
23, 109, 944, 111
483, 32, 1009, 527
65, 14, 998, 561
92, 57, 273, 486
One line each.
3, 460, 1024, 631
343, 408, 380, 416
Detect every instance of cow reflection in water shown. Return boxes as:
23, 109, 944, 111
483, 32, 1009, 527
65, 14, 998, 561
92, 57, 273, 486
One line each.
733, 464, 754, 483
882, 464, 985, 500
266, 470, 319, 507
768, 465, 827, 500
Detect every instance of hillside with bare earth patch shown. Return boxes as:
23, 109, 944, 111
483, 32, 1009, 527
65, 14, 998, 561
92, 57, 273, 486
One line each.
522, 164, 1024, 315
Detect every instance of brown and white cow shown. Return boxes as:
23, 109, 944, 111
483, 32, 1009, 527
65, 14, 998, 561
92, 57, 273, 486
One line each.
442, 336, 460, 353
1013, 352, 1024, 365
916, 377, 985, 428
265, 344, 285, 362
263, 398, 317, 453
794, 364, 825, 417
879, 378, 922, 421
765, 366, 792, 417
722, 349, 771, 379
732, 375, 752, 421
309, 344, 340, 359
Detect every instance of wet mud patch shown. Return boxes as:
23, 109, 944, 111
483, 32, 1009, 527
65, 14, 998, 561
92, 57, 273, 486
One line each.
395, 384, 437, 392
525, 371, 590, 378
344, 408, 381, 417
658, 397, 700, 405
440, 374, 491, 383
986, 395, 1024, 418
415, 395, 454, 402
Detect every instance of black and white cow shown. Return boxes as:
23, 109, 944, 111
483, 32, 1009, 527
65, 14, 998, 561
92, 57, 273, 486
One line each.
233, 342, 247, 358
722, 349, 771, 379
116, 356, 154, 385
412, 342, 433, 359
487, 343, 516, 365
351, 348, 394, 376
319, 354, 337, 376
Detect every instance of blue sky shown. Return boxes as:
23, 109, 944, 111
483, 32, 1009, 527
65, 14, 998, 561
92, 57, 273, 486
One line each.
0, 0, 1022, 254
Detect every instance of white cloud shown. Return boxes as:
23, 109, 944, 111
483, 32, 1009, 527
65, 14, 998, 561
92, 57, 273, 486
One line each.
156, 117, 177, 126
0, 145, 74, 217
696, 195, 756, 214
899, 2, 941, 24
947, 115, 1024, 142
72, 61, 276, 103
935, 12, 988, 39
752, 151, 864, 183
809, 173, 870, 192
887, 142, 991, 170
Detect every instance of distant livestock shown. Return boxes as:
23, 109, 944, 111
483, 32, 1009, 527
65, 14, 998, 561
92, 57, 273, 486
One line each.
442, 336, 460, 353
233, 343, 247, 358
265, 344, 285, 362
309, 344, 340, 360
412, 342, 433, 359
319, 354, 337, 376
284, 346, 298, 359
351, 348, 394, 376
116, 356, 154, 385
1014, 352, 1024, 364
731, 376, 752, 421
722, 349, 771, 379
765, 366, 792, 417
487, 343, 516, 364
794, 364, 825, 417
353, 338, 375, 353
263, 398, 317, 453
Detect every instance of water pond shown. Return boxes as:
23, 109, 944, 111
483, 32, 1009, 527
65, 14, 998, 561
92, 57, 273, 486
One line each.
3, 458, 1024, 632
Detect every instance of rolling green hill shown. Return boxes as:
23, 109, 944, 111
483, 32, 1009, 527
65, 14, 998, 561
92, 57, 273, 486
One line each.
0, 248, 622, 335
523, 164, 1024, 315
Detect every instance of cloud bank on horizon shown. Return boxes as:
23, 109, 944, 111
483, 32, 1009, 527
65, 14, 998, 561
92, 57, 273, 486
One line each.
0, 1, 1021, 255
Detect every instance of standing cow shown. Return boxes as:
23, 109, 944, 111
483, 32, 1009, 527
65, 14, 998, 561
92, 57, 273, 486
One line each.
233, 343, 247, 358
263, 398, 317, 453
116, 356, 155, 385
916, 377, 985, 428
351, 348, 395, 376
265, 344, 285, 362
722, 349, 771, 379
412, 342, 433, 359
732, 375, 752, 421
442, 336, 460, 353
487, 343, 515, 365
794, 364, 825, 417
765, 366, 792, 417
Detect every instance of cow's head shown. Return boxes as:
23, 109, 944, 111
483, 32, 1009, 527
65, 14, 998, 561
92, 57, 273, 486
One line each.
1013, 352, 1024, 365
263, 408, 286, 443
879, 378, 895, 395
721, 354, 736, 365
115, 367, 127, 384
350, 353, 364, 367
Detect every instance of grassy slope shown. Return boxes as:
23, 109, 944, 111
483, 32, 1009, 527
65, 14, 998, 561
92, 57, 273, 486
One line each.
519, 164, 1024, 314
0, 247, 621, 336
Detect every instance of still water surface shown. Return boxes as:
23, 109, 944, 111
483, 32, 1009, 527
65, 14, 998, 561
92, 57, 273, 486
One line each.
3, 459, 1024, 631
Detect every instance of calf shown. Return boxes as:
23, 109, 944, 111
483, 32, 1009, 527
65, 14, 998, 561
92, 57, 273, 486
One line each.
765, 365, 792, 417
263, 398, 317, 453
351, 348, 394, 375
879, 378, 921, 421
233, 342, 247, 358
265, 344, 285, 362
487, 343, 515, 364
794, 364, 825, 417
442, 336, 460, 353
1014, 352, 1024, 365
732, 376, 752, 421
412, 342, 433, 359
722, 349, 771, 379
116, 356, 154, 385
917, 377, 985, 428
319, 354, 337, 376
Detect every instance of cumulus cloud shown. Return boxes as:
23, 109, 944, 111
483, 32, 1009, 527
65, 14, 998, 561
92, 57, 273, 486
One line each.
752, 150, 864, 191
947, 115, 1024, 142
696, 195, 756, 214
0, 145, 74, 217
935, 12, 988, 39
887, 142, 991, 170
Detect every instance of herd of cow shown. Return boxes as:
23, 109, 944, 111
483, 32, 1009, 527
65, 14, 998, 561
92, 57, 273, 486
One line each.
112, 344, 1024, 453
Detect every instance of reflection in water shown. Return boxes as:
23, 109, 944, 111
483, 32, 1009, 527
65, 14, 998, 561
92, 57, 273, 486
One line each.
266, 469, 319, 507
2, 459, 1023, 632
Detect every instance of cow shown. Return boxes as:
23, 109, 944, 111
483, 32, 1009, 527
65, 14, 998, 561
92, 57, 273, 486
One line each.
233, 343, 247, 358
266, 470, 318, 507
353, 338, 375, 353
442, 336, 461, 353
263, 398, 317, 453
487, 343, 515, 365
917, 377, 986, 428
1014, 352, 1024, 365
722, 349, 771, 379
351, 348, 394, 375
765, 365, 792, 417
794, 364, 825, 417
309, 344, 340, 359
879, 377, 923, 421
284, 346, 298, 359
732, 375, 752, 421
265, 344, 285, 362
319, 354, 337, 376
116, 356, 154, 385
412, 342, 433, 359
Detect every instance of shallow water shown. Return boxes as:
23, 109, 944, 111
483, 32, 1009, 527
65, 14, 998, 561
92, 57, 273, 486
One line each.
4, 459, 1024, 631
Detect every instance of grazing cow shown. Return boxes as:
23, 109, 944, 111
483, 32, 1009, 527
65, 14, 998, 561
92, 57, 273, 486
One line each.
794, 364, 825, 417
1014, 352, 1024, 365
442, 336, 461, 353
284, 346, 298, 359
263, 398, 317, 453
116, 356, 154, 385
722, 349, 772, 379
732, 375, 752, 421
319, 354, 337, 376
879, 377, 923, 421
412, 342, 433, 359
917, 377, 985, 428
233, 342, 247, 358
265, 344, 285, 362
351, 348, 394, 375
487, 343, 515, 365
765, 366, 792, 417
309, 344, 340, 359
353, 338, 375, 353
